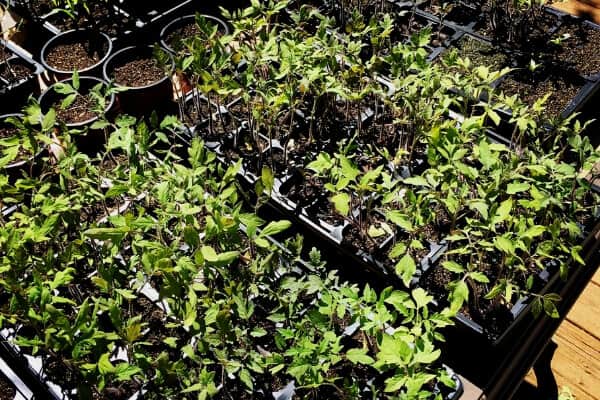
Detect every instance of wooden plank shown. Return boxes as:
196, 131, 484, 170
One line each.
551, 320, 600, 399
551, 0, 600, 24
458, 375, 484, 400
565, 279, 600, 338
592, 267, 600, 286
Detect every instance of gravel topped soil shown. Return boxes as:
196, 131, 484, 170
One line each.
53, 95, 99, 124
46, 41, 106, 71
498, 73, 581, 117
0, 371, 16, 400
112, 57, 165, 87
0, 61, 34, 83
555, 23, 600, 77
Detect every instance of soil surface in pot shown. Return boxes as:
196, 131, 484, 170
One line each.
0, 61, 34, 83
46, 40, 106, 71
475, 9, 558, 49
0, 371, 16, 400
421, 263, 514, 340
181, 96, 214, 127
497, 72, 582, 117
53, 94, 99, 124
166, 22, 201, 52
449, 35, 509, 70
553, 23, 600, 77
112, 57, 165, 87
342, 213, 392, 255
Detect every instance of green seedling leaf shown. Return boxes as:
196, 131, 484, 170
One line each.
330, 193, 350, 216
494, 236, 515, 255
84, 227, 129, 242
441, 261, 464, 274
346, 348, 374, 365
42, 109, 56, 131
201, 246, 239, 266
260, 220, 292, 237
506, 182, 530, 194
412, 288, 433, 309
261, 166, 274, 193
98, 353, 115, 374
395, 254, 416, 287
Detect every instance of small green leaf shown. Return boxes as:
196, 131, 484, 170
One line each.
395, 254, 416, 287
506, 182, 530, 194
346, 348, 374, 365
441, 261, 464, 274
330, 193, 350, 216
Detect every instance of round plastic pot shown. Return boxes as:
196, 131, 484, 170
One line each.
40, 29, 113, 81
38, 76, 115, 155
103, 45, 174, 117
159, 13, 230, 54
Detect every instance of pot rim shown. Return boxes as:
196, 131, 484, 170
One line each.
40, 29, 114, 75
38, 76, 116, 128
102, 45, 175, 91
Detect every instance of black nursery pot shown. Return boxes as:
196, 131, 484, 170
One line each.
0, 40, 44, 114
38, 76, 115, 155
40, 29, 113, 81
103, 45, 175, 117
159, 14, 230, 54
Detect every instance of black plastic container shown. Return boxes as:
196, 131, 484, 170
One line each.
38, 76, 115, 155
40, 29, 113, 81
103, 45, 174, 117
0, 40, 44, 114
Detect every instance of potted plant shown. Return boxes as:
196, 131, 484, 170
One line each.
38, 73, 115, 154
103, 45, 175, 117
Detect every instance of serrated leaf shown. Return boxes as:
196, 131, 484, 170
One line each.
330, 193, 350, 216
395, 254, 416, 287
441, 261, 464, 273
494, 236, 515, 255
506, 182, 530, 194
346, 348, 374, 365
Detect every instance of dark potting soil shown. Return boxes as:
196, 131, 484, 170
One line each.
341, 213, 392, 255
0, 61, 33, 84
0, 125, 18, 140
53, 94, 98, 124
475, 9, 558, 49
554, 23, 600, 77
46, 41, 106, 71
112, 57, 165, 88
0, 47, 11, 61
182, 97, 214, 127
497, 73, 581, 118
420, 263, 514, 340
451, 35, 509, 71
285, 174, 325, 207
0, 371, 16, 400
29, 0, 54, 16
166, 22, 201, 52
